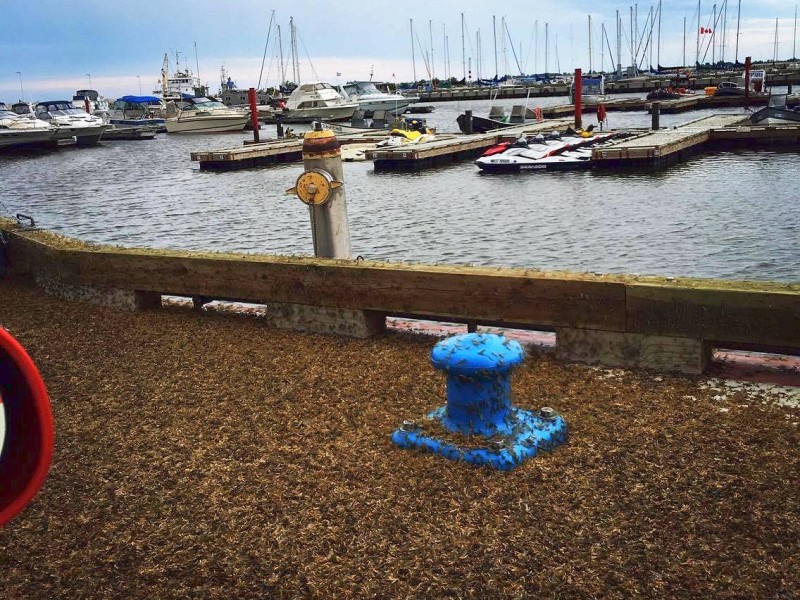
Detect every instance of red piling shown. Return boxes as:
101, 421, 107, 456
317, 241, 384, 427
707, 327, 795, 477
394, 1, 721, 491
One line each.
574, 68, 582, 130
248, 88, 260, 143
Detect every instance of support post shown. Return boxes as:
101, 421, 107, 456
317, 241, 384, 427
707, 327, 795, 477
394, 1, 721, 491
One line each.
574, 68, 583, 129
299, 123, 351, 258
464, 109, 473, 133
651, 102, 661, 130
247, 88, 260, 143
744, 56, 752, 99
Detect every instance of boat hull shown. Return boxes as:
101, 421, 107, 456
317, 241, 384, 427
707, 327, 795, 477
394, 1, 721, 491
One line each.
0, 129, 57, 151
165, 115, 248, 133
53, 124, 108, 146
281, 104, 357, 123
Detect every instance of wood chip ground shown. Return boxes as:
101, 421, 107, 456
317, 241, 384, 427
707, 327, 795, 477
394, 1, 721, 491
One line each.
0, 280, 797, 599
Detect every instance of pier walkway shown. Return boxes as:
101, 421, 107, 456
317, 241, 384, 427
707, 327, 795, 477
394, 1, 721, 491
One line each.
591, 114, 749, 167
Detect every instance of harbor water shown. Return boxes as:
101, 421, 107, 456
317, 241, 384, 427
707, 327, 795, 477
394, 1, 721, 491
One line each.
0, 95, 798, 283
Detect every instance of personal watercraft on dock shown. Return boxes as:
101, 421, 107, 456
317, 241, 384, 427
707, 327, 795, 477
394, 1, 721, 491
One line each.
475, 127, 617, 173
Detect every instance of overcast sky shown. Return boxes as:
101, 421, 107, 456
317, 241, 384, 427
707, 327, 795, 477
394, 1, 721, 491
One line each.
1, 0, 797, 101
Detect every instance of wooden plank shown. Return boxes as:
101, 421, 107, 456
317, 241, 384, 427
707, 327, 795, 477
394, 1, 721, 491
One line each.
5, 231, 626, 332
627, 283, 800, 349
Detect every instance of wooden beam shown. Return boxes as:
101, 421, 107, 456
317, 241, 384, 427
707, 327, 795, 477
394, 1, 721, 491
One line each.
627, 283, 800, 348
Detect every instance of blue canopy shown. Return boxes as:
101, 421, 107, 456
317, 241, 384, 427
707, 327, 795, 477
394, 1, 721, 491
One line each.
118, 95, 162, 104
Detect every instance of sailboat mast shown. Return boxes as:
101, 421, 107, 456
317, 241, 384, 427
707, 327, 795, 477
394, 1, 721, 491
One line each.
429, 20, 435, 83
534, 20, 539, 74
461, 13, 466, 81
630, 6, 635, 72
794, 5, 798, 60
601, 23, 606, 72
617, 10, 622, 77
545, 22, 549, 75
277, 25, 286, 85
712, 4, 716, 65
696, 0, 701, 66
657, 0, 662, 68
735, 0, 741, 63
683, 16, 687, 67
410, 19, 417, 83
774, 18, 779, 63
589, 15, 593, 72
194, 42, 201, 93
493, 15, 498, 79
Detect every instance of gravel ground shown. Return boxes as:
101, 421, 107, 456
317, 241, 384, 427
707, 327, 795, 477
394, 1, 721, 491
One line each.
0, 280, 798, 599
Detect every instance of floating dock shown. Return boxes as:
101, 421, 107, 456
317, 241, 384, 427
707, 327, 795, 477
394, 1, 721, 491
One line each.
365, 119, 574, 171
591, 114, 750, 167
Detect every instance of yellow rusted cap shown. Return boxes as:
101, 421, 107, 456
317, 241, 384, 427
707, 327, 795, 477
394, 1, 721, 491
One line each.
302, 128, 341, 156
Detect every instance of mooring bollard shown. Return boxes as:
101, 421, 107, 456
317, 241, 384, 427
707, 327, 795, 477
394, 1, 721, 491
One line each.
651, 102, 661, 130
464, 109, 473, 134
392, 332, 568, 470
286, 122, 351, 259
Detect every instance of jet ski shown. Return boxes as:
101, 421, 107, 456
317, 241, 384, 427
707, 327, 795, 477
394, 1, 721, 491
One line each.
475, 127, 616, 173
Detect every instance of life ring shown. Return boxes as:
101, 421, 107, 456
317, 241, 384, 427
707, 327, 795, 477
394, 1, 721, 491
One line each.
597, 103, 607, 122
0, 328, 54, 526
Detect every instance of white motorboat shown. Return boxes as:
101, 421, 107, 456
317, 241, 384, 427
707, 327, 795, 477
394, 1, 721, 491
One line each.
339, 81, 418, 116
282, 82, 358, 123
107, 95, 167, 131
569, 75, 610, 107
34, 100, 108, 145
0, 103, 57, 150
165, 96, 248, 133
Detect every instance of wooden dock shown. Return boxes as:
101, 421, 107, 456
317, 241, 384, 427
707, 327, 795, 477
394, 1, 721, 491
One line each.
591, 114, 749, 167
191, 131, 390, 171
365, 119, 574, 171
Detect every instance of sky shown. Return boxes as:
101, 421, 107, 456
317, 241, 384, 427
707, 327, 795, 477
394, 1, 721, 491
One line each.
1, 0, 798, 102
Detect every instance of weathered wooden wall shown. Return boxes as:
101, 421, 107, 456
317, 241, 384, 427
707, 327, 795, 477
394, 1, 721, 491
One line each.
2, 220, 797, 374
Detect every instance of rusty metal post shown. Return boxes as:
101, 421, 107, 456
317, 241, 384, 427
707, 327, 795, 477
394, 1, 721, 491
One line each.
574, 68, 583, 129
464, 109, 473, 133
247, 88, 260, 143
301, 123, 351, 259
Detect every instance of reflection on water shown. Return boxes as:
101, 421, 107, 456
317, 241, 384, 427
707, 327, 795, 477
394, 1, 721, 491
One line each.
0, 99, 797, 283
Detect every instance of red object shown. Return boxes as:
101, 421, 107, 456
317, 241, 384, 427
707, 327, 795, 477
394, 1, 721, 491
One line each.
0, 328, 54, 527
481, 142, 510, 156
574, 68, 583, 130
597, 103, 607, 123
84, 98, 91, 114
247, 88, 260, 143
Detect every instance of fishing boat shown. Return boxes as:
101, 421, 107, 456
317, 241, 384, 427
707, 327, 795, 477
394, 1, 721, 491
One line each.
282, 82, 358, 123
749, 94, 800, 125
338, 81, 418, 117
474, 128, 617, 173
33, 100, 108, 145
0, 103, 57, 151
165, 95, 248, 133
456, 112, 518, 134
107, 95, 167, 130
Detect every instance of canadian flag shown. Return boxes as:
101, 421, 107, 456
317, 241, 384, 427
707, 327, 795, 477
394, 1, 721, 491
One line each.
700, 27, 713, 34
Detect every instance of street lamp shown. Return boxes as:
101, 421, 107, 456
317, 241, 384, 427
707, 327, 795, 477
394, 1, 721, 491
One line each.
137, 75, 141, 94
86, 73, 92, 88
15, 71, 24, 101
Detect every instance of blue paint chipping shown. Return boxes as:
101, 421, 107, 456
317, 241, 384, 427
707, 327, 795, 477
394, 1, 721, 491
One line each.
392, 332, 568, 470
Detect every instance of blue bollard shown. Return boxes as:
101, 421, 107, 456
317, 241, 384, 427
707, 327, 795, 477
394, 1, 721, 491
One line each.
392, 332, 568, 470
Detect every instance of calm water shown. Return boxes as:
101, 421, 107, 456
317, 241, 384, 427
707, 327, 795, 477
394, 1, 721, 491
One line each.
0, 95, 798, 283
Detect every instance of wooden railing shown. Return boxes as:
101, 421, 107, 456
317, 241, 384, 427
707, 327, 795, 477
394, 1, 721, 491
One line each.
2, 219, 798, 373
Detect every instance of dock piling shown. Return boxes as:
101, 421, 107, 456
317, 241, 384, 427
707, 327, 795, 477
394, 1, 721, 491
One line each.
464, 109, 473, 134
574, 68, 583, 130
248, 88, 260, 143
651, 102, 661, 130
